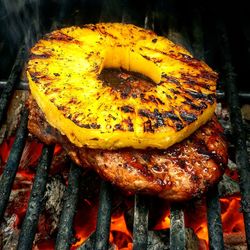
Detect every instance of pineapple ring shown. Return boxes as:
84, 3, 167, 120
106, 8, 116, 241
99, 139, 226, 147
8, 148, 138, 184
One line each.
27, 23, 217, 150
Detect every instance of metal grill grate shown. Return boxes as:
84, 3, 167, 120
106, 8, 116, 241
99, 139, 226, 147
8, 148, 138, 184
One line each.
1, 1, 250, 250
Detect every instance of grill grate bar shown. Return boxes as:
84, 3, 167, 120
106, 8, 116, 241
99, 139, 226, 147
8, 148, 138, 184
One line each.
0, 46, 27, 126
133, 194, 149, 250
17, 145, 54, 250
0, 80, 29, 90
190, 12, 225, 249
206, 187, 224, 249
94, 181, 112, 250
170, 204, 185, 250
0, 108, 28, 221
56, 162, 82, 250
217, 21, 250, 249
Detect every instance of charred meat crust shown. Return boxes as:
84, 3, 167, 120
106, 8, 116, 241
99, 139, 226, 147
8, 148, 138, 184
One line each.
27, 96, 227, 201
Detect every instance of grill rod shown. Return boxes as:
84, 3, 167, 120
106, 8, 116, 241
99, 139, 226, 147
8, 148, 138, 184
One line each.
217, 20, 250, 249
170, 204, 185, 250
191, 12, 224, 249
0, 108, 28, 221
206, 187, 224, 250
94, 181, 112, 250
0, 46, 27, 126
17, 145, 54, 250
56, 162, 82, 250
133, 195, 149, 250
55, 162, 82, 250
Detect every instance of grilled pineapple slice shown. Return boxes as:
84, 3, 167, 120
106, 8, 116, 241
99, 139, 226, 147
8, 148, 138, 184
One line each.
27, 23, 217, 150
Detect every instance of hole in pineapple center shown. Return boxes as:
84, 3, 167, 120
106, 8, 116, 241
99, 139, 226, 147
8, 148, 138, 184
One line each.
99, 68, 156, 98
100, 46, 162, 84
98, 47, 162, 98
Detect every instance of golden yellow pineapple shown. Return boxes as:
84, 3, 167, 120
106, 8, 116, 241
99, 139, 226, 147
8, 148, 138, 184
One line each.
27, 23, 217, 149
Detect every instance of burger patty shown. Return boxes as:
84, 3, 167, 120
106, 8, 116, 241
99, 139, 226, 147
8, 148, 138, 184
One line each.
27, 96, 227, 201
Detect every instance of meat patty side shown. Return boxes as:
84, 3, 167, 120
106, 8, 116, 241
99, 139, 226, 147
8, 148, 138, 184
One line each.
27, 96, 228, 201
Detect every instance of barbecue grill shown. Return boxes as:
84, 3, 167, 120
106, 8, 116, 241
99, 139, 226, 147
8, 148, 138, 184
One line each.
1, 0, 250, 249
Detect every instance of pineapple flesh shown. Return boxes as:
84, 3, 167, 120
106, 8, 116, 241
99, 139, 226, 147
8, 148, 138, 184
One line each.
27, 23, 217, 150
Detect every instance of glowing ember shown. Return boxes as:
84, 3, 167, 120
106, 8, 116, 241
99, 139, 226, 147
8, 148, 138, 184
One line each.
221, 196, 244, 233
153, 210, 170, 230
192, 195, 244, 248
0, 137, 15, 166
71, 199, 98, 249
0, 138, 246, 249
110, 213, 132, 249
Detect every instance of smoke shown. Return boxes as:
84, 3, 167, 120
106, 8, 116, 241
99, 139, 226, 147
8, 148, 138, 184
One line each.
1, 0, 42, 48
0, 0, 43, 78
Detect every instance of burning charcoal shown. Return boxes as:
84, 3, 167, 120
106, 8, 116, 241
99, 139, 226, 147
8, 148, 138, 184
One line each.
218, 174, 240, 197
44, 176, 66, 234
185, 228, 200, 250
228, 159, 238, 170
32, 176, 66, 247
224, 232, 247, 250
147, 229, 170, 250
0, 214, 20, 250
0, 90, 28, 144
77, 231, 116, 250
147, 228, 199, 250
